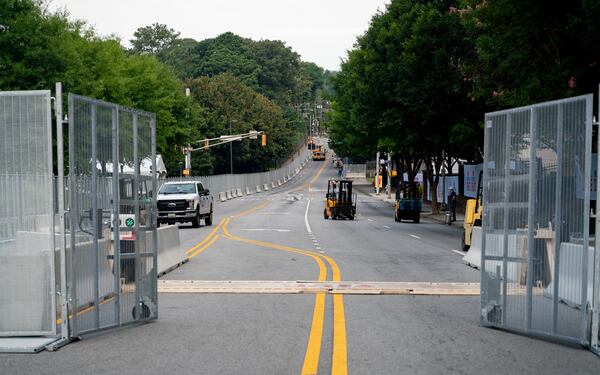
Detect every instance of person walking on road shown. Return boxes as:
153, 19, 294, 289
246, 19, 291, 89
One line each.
448, 186, 457, 223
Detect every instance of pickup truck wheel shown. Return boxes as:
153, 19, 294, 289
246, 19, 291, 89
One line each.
191, 209, 201, 228
205, 208, 213, 226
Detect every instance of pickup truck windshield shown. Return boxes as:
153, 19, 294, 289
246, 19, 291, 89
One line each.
159, 183, 196, 194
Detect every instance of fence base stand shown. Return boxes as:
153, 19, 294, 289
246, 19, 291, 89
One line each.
46, 337, 74, 352
0, 337, 64, 353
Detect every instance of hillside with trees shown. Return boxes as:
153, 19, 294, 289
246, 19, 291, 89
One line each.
0, 0, 332, 175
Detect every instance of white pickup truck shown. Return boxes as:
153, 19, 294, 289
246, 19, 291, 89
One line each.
157, 181, 214, 227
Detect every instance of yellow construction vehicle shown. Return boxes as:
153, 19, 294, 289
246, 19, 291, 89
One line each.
324, 179, 356, 220
462, 170, 483, 251
312, 145, 326, 161
394, 181, 421, 223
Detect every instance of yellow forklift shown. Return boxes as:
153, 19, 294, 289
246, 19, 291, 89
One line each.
324, 179, 356, 220
462, 170, 483, 251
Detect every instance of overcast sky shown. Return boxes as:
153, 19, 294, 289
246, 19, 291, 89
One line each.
48, 0, 390, 71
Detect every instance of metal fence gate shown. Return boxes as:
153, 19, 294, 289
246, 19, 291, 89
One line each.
66, 94, 158, 337
481, 95, 594, 346
0, 91, 56, 338
593, 91, 600, 356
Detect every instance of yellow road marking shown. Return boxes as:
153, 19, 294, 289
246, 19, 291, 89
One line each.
185, 219, 225, 255
188, 234, 220, 259
232, 200, 271, 218
288, 155, 330, 194
56, 296, 115, 325
331, 294, 347, 375
184, 156, 345, 374
308, 156, 329, 187
222, 208, 347, 375
302, 293, 326, 375
316, 255, 347, 375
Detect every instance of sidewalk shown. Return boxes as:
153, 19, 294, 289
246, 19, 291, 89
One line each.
352, 178, 465, 226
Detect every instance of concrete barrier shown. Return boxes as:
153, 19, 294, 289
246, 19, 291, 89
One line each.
277, 180, 282, 186
263, 183, 269, 191
283, 176, 288, 183
544, 243, 594, 306
245, 187, 251, 195
219, 192, 227, 202
5, 231, 115, 327
462, 226, 482, 269
236, 188, 243, 196
155, 225, 186, 277
1, 232, 57, 332
231, 189, 237, 198
226, 190, 233, 200
256, 185, 262, 193
271, 181, 276, 188
469, 230, 526, 281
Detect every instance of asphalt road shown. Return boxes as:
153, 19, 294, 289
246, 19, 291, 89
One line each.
1, 159, 598, 374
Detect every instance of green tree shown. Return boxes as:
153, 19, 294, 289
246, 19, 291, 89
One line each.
188, 73, 291, 174
130, 23, 180, 55
0, 1, 203, 176
461, 0, 600, 108
159, 37, 200, 79
330, 0, 481, 212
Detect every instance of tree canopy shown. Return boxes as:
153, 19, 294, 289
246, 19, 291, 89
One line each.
1, 2, 331, 176
329, 0, 600, 210
130, 23, 180, 55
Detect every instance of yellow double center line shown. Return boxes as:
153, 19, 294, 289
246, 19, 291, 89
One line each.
183, 159, 347, 374
221, 198, 347, 374
185, 219, 225, 259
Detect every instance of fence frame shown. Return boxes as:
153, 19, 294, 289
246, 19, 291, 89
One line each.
481, 94, 594, 347
63, 93, 158, 340
593, 89, 600, 355
0, 90, 57, 337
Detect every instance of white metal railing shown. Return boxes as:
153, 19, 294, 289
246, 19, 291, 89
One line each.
159, 147, 312, 200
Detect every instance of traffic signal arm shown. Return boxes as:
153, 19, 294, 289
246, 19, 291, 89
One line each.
189, 130, 265, 152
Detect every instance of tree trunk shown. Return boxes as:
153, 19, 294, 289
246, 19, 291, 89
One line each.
398, 148, 422, 183
424, 153, 443, 214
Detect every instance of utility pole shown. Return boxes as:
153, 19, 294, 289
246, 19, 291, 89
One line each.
229, 119, 237, 174
441, 150, 446, 205
375, 151, 380, 195
387, 151, 392, 199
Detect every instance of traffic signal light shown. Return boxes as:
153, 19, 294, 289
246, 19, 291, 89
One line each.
261, 133, 267, 147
